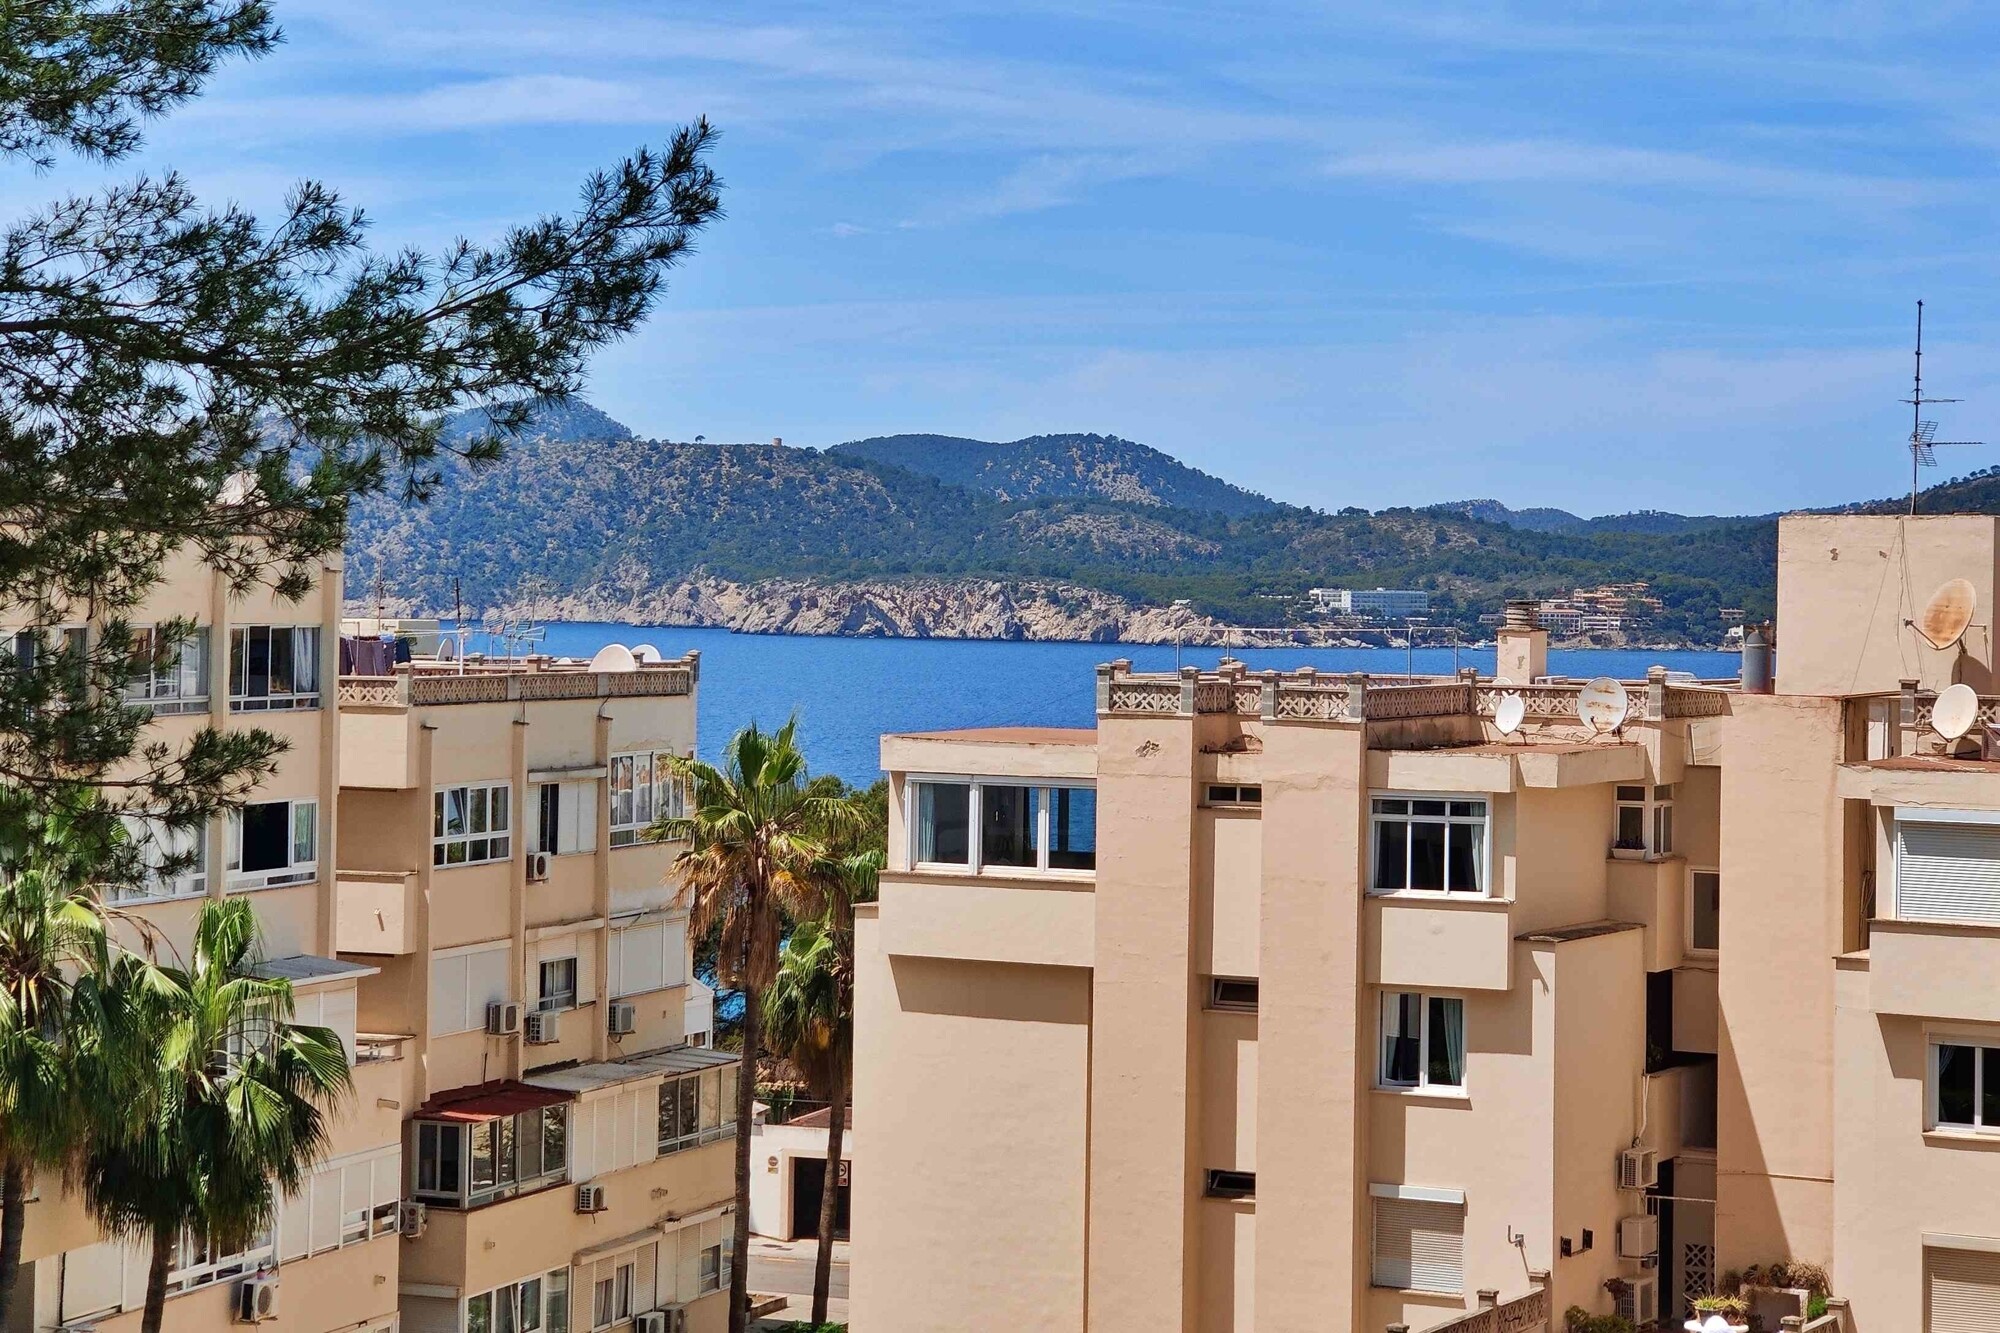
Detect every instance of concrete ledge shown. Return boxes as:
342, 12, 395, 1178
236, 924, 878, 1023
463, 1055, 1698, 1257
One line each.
1870, 918, 2000, 1023
879, 878, 1095, 969
1366, 895, 1513, 991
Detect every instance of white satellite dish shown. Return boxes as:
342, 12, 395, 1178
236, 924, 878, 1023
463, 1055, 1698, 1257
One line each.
1933, 682, 1980, 741
1494, 693, 1527, 736
1490, 675, 1514, 688
1918, 578, 1977, 651
1577, 677, 1630, 734
436, 637, 456, 661
631, 644, 664, 664
587, 643, 638, 673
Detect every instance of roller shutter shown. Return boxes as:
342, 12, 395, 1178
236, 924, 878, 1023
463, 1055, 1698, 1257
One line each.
1371, 1196, 1464, 1294
1897, 820, 2000, 925
1928, 1245, 2000, 1332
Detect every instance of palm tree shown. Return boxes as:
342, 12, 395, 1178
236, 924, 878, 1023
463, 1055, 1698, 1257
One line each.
79, 898, 349, 1333
658, 719, 850, 1333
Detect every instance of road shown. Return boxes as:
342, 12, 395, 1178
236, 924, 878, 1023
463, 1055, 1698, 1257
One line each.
749, 1247, 850, 1300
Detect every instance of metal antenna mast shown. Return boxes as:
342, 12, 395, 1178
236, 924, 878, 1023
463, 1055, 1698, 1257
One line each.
1904, 300, 1986, 515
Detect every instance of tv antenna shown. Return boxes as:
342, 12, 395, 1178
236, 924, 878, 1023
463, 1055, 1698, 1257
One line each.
1905, 300, 1986, 515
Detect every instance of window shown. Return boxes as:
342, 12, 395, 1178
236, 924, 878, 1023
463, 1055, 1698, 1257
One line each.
1895, 815, 2000, 925
698, 1246, 722, 1295
657, 1065, 740, 1154
1205, 784, 1262, 806
435, 782, 512, 866
591, 1261, 634, 1330
1370, 797, 1488, 895
610, 751, 684, 847
228, 625, 321, 710
608, 916, 688, 998
415, 1105, 568, 1207
166, 1222, 273, 1294
1614, 784, 1674, 857
910, 779, 1097, 874
430, 941, 513, 1036
227, 798, 316, 888
125, 627, 209, 715
467, 1270, 567, 1333
538, 958, 578, 1012
1932, 1041, 2000, 1132
1204, 1169, 1255, 1199
1370, 1185, 1465, 1294
536, 781, 597, 856
1207, 977, 1259, 1012
1379, 992, 1466, 1092
1689, 869, 1720, 954
114, 816, 207, 902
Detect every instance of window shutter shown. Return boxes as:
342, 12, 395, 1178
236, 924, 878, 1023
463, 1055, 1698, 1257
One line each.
1372, 1197, 1464, 1294
309, 1163, 342, 1253
429, 954, 470, 1035
562, 782, 597, 854
318, 985, 358, 1064
663, 919, 688, 988
60, 1242, 125, 1322
278, 1183, 309, 1260
612, 923, 666, 997
1898, 821, 2000, 924
1929, 1246, 2000, 1332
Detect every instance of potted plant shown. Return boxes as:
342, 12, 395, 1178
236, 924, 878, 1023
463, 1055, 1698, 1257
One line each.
1687, 1294, 1749, 1333
1611, 836, 1649, 861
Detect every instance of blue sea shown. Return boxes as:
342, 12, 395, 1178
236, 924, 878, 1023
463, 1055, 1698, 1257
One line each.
499, 624, 1735, 786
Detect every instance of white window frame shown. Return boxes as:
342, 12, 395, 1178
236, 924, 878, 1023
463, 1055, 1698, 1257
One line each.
413, 1104, 569, 1208
537, 958, 578, 1012
1376, 990, 1468, 1094
656, 1065, 740, 1155
1928, 1036, 2000, 1134
1687, 866, 1720, 956
434, 781, 514, 867
1614, 784, 1675, 858
1368, 1183, 1467, 1295
464, 1267, 567, 1333
1891, 807, 2000, 924
535, 780, 597, 856
166, 1222, 274, 1294
124, 625, 210, 716
226, 798, 317, 889
228, 624, 322, 712
1367, 792, 1492, 897
906, 775, 1098, 878
609, 751, 685, 847
114, 815, 208, 903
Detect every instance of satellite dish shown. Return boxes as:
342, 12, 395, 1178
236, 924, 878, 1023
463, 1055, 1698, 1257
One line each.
1490, 675, 1513, 688
1577, 677, 1630, 734
1933, 682, 1981, 740
631, 644, 663, 664
436, 637, 455, 661
587, 643, 637, 673
1494, 694, 1527, 736
1918, 578, 1977, 650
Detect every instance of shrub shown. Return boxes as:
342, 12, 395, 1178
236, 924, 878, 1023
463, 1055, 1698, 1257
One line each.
1563, 1306, 1635, 1333
1693, 1293, 1749, 1316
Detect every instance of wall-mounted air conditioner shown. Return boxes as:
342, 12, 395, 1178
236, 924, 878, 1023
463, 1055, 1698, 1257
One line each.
1614, 1275, 1658, 1326
608, 1001, 636, 1036
524, 1009, 561, 1044
397, 1200, 427, 1238
1615, 1214, 1658, 1260
1618, 1146, 1659, 1190
576, 1183, 606, 1214
486, 1001, 522, 1036
234, 1275, 279, 1324
527, 851, 552, 882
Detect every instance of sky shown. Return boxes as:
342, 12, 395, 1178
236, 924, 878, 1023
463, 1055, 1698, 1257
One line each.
30, 0, 2000, 516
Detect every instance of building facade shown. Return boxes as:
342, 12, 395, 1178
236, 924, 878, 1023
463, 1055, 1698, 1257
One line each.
9, 558, 731, 1333
1310, 589, 1432, 619
855, 513, 2000, 1333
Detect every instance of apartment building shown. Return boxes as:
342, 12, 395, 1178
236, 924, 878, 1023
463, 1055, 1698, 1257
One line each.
6, 554, 732, 1333
334, 646, 736, 1333
856, 513, 2000, 1333
1309, 589, 1433, 620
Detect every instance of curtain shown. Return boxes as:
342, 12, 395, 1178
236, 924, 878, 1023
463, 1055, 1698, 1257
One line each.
1432, 996, 1466, 1088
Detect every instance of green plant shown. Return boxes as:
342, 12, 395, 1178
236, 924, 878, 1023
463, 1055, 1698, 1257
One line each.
1693, 1293, 1750, 1316
1563, 1306, 1634, 1333
768, 1323, 846, 1333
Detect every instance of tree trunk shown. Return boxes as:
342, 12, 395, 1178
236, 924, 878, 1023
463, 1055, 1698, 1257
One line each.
139, 1220, 174, 1333
0, 1154, 29, 1331
728, 982, 759, 1333
810, 1063, 846, 1325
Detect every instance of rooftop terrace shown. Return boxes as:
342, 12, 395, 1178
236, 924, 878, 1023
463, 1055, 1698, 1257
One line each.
336, 651, 699, 709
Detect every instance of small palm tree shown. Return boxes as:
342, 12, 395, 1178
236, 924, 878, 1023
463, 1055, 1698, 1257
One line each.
658, 719, 850, 1333
80, 898, 349, 1333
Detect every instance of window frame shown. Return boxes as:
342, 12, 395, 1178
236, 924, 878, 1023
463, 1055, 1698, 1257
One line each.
434, 781, 514, 868
412, 1105, 570, 1208
1376, 990, 1468, 1095
1929, 1037, 2000, 1134
1204, 784, 1263, 808
226, 797, 317, 889
1613, 783, 1675, 858
906, 774, 1098, 878
1368, 1183, 1467, 1295
228, 624, 322, 712
537, 958, 579, 1012
114, 815, 209, 903
657, 1065, 741, 1155
1687, 866, 1720, 957
1367, 792, 1493, 898
609, 750, 685, 848
465, 1268, 567, 1333
1206, 977, 1259, 1013
124, 625, 210, 716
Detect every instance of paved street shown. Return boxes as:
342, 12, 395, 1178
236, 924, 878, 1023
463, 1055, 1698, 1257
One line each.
749, 1236, 851, 1303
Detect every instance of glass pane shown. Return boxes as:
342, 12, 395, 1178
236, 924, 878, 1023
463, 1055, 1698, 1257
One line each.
1428, 996, 1465, 1088
1616, 786, 1646, 803
1985, 1048, 2000, 1128
269, 624, 294, 696
915, 783, 969, 864
610, 757, 634, 827
292, 803, 314, 865
1654, 805, 1674, 855
518, 1279, 542, 1333
679, 1077, 700, 1139
295, 628, 319, 693
495, 1115, 517, 1185
1445, 822, 1483, 893
1939, 1044, 1976, 1125
439, 1124, 461, 1193
491, 785, 509, 834
435, 791, 447, 839
519, 1111, 542, 1180
469, 788, 488, 835
1692, 872, 1720, 951
1045, 787, 1097, 870
240, 802, 289, 874
981, 784, 1035, 868
1381, 992, 1421, 1084
546, 1271, 569, 1333
471, 1121, 497, 1191
467, 1293, 492, 1333
1448, 800, 1482, 818
635, 754, 654, 825
1408, 819, 1446, 891
542, 1106, 567, 1175
1616, 806, 1645, 848
445, 788, 467, 837
1373, 797, 1408, 815
495, 1285, 517, 1333
1373, 819, 1408, 891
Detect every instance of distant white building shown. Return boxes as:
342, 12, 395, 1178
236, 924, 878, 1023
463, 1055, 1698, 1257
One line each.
1308, 587, 1430, 618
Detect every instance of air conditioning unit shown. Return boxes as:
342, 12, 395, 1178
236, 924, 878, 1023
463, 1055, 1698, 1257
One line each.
1618, 1146, 1659, 1190
527, 851, 552, 882
1615, 1275, 1659, 1326
608, 1001, 636, 1036
1616, 1214, 1659, 1260
524, 1009, 561, 1045
397, 1200, 427, 1238
653, 1307, 688, 1333
635, 1313, 667, 1333
575, 1183, 606, 1214
234, 1275, 280, 1323
486, 1001, 522, 1036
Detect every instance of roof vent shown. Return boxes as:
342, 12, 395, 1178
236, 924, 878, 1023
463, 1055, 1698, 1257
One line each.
1503, 599, 1541, 631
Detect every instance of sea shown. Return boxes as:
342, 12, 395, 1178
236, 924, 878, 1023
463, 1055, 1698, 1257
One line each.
493, 623, 1738, 787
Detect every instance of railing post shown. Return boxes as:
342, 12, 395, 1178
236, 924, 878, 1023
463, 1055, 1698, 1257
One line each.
1178, 665, 1200, 716
1899, 677, 1920, 756
1646, 664, 1668, 722
1346, 670, 1368, 722
1259, 670, 1279, 722
1386, 1325, 1409, 1333
1095, 663, 1115, 713
684, 648, 700, 683
1825, 1296, 1851, 1331
1476, 1289, 1498, 1310
1781, 1317, 1804, 1332
1459, 666, 1479, 714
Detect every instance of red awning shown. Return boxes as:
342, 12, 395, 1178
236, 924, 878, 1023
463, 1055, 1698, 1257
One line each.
416, 1079, 572, 1123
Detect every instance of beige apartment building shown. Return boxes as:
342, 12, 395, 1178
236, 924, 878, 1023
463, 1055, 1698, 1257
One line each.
8, 557, 733, 1333
856, 513, 2000, 1333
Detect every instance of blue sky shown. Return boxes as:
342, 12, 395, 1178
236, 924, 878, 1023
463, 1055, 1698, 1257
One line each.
32, 1, 2000, 515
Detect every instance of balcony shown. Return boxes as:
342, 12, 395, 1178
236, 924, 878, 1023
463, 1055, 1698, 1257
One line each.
335, 869, 419, 954
1870, 918, 2000, 1024
1605, 856, 1686, 971
1365, 894, 1513, 992
1643, 1058, 1717, 1159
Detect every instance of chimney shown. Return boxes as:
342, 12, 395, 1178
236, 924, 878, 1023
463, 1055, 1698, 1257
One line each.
1741, 622, 1774, 694
1496, 599, 1548, 682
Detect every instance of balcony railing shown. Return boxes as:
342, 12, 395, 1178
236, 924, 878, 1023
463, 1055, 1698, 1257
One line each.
1098, 660, 1733, 726
336, 652, 698, 711
1403, 1284, 1549, 1333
